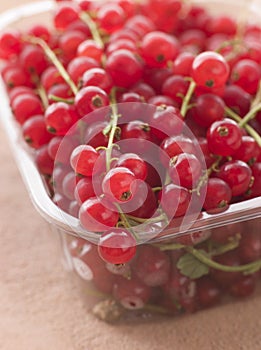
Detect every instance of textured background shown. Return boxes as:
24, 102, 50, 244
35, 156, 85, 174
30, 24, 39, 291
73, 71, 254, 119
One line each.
0, 1, 261, 349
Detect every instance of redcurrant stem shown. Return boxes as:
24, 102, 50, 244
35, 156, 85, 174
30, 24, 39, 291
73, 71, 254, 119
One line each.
192, 156, 222, 196
164, 172, 171, 186
250, 80, 261, 109
79, 12, 104, 49
48, 94, 74, 105
143, 303, 170, 315
105, 87, 120, 172
156, 240, 261, 274
215, 38, 242, 54
238, 102, 261, 127
114, 203, 139, 240
210, 234, 241, 256
154, 242, 185, 251
185, 246, 261, 274
77, 119, 87, 144
180, 80, 197, 117
152, 186, 162, 192
30, 72, 49, 109
225, 106, 261, 147
125, 213, 168, 224
35, 78, 49, 110
24, 36, 78, 95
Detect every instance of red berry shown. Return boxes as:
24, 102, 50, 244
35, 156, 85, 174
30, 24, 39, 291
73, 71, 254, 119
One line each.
140, 31, 179, 68
230, 59, 261, 95
54, 3, 80, 30
197, 277, 221, 308
133, 245, 170, 286
114, 153, 148, 180
77, 39, 103, 62
22, 115, 53, 149
98, 228, 136, 265
20, 45, 48, 75
229, 275, 257, 298
11, 93, 43, 125
160, 183, 191, 218
191, 51, 230, 88
44, 102, 79, 135
75, 86, 109, 117
0, 30, 22, 58
207, 118, 242, 156
217, 160, 252, 196
70, 145, 100, 177
96, 3, 125, 34
102, 167, 137, 203
192, 93, 225, 128
79, 197, 119, 232
74, 177, 95, 205
169, 152, 202, 189
203, 178, 232, 212
160, 135, 197, 167
80, 68, 113, 93
67, 56, 99, 84
150, 105, 184, 141
120, 182, 157, 219
105, 49, 143, 88
35, 145, 54, 176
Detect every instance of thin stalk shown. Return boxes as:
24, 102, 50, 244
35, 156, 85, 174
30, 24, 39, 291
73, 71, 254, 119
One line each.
79, 12, 104, 49
238, 102, 261, 127
185, 246, 261, 274
192, 156, 222, 196
30, 73, 49, 109
115, 203, 139, 240
180, 80, 197, 117
24, 36, 78, 96
105, 88, 120, 172
225, 106, 261, 147
48, 94, 74, 105
126, 213, 168, 224
210, 234, 241, 256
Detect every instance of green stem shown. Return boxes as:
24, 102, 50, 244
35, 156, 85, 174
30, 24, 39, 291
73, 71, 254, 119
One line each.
210, 234, 241, 256
225, 107, 261, 147
143, 303, 171, 315
105, 88, 120, 172
79, 12, 104, 49
154, 242, 185, 251
126, 213, 168, 224
30, 73, 49, 109
185, 246, 261, 274
180, 80, 197, 117
115, 203, 139, 240
24, 36, 78, 96
36, 79, 49, 109
215, 38, 242, 54
152, 186, 162, 192
192, 156, 222, 196
48, 94, 74, 104
238, 102, 261, 127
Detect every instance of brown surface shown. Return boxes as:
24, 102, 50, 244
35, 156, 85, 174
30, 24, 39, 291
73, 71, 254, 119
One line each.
1, 1, 261, 349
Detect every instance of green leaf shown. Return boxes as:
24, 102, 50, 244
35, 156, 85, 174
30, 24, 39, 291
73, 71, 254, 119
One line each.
177, 250, 210, 279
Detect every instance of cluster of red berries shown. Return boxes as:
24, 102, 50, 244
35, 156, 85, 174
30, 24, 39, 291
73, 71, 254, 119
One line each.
1, 0, 261, 319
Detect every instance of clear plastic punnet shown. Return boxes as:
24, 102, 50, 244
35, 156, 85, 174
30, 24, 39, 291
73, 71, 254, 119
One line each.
0, 0, 260, 322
